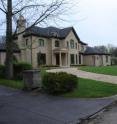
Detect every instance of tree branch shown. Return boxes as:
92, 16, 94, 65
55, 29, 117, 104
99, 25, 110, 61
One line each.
13, 0, 65, 36
0, 7, 6, 13
0, 0, 7, 14
13, 4, 45, 15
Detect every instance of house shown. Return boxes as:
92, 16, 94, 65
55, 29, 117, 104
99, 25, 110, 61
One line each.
0, 16, 111, 67
0, 42, 20, 65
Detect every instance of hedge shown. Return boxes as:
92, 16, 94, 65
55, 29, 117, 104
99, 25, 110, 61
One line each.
42, 72, 78, 95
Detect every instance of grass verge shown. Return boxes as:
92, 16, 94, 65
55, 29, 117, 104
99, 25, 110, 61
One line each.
79, 66, 117, 76
0, 78, 24, 89
64, 78, 117, 98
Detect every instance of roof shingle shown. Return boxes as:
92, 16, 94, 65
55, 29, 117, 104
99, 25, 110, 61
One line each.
23, 26, 87, 45
84, 46, 110, 55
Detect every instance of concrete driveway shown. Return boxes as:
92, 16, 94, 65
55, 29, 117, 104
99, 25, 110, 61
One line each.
0, 86, 115, 124
47, 68, 117, 84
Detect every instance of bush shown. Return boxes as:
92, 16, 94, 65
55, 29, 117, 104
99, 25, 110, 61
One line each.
42, 72, 78, 95
0, 65, 5, 78
41, 65, 59, 67
14, 62, 32, 80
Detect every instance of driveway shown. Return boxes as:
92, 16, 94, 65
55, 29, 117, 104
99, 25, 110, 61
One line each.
0, 86, 115, 124
47, 68, 117, 84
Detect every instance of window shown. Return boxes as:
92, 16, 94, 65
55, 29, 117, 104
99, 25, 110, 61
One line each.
51, 32, 58, 37
79, 55, 81, 64
70, 40, 74, 49
75, 43, 77, 49
25, 39, 28, 46
67, 41, 69, 48
70, 54, 75, 64
97, 56, 99, 60
106, 55, 108, 63
81, 45, 84, 52
37, 53, 46, 65
76, 54, 78, 64
55, 40, 60, 47
39, 39, 44, 47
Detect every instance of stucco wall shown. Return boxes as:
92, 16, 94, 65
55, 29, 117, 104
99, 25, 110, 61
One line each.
83, 55, 95, 66
102, 55, 111, 66
83, 55, 111, 66
31, 36, 52, 68
64, 30, 79, 65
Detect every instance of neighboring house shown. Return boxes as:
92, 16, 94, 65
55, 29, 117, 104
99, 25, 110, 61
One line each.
0, 16, 111, 67
0, 43, 20, 65
82, 47, 111, 66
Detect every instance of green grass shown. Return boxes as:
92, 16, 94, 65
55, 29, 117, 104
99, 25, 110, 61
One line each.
64, 78, 117, 98
79, 66, 117, 76
0, 78, 24, 89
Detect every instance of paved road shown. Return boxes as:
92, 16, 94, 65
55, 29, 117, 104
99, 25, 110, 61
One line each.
47, 68, 117, 84
0, 86, 115, 124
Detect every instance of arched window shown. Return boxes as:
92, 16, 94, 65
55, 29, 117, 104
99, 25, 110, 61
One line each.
70, 40, 74, 49
39, 39, 44, 47
55, 40, 60, 47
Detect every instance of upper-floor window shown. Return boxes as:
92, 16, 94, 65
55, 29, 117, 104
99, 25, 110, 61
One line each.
55, 40, 60, 47
39, 39, 44, 47
81, 45, 84, 52
67, 41, 69, 48
75, 43, 77, 49
78, 44, 80, 50
70, 40, 74, 49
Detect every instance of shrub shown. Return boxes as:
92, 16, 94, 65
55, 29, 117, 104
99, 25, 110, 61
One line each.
42, 72, 78, 95
40, 65, 59, 68
0, 65, 5, 78
14, 62, 32, 80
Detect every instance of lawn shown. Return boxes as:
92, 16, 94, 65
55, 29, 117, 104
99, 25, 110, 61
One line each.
64, 78, 117, 98
79, 66, 117, 76
0, 78, 24, 89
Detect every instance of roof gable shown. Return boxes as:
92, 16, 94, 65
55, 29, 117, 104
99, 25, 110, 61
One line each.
23, 26, 82, 42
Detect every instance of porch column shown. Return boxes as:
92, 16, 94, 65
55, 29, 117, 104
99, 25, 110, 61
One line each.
59, 52, 62, 66
74, 54, 76, 65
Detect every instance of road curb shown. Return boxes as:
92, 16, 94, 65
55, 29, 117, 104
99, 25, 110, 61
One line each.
78, 99, 117, 124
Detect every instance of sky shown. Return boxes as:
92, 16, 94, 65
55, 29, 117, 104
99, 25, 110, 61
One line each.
67, 0, 117, 46
0, 0, 117, 47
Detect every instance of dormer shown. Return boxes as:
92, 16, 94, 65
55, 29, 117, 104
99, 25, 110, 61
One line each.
51, 31, 59, 37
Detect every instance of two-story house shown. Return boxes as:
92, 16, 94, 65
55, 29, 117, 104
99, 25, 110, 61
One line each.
0, 16, 111, 67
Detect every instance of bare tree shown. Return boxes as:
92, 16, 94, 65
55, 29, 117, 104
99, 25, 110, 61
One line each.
0, 0, 67, 79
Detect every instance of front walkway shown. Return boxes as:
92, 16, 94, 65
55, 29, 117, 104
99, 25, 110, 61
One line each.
47, 68, 117, 84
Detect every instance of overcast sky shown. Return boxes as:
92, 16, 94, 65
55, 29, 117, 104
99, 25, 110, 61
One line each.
67, 0, 117, 46
0, 0, 117, 47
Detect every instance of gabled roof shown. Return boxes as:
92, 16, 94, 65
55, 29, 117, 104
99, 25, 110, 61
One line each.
0, 42, 20, 53
24, 26, 72, 38
23, 26, 82, 43
79, 41, 87, 45
83, 46, 110, 55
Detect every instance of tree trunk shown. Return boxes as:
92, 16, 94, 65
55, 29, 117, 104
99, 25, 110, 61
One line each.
5, 0, 13, 79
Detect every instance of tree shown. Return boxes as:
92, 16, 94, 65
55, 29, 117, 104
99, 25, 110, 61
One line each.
0, 0, 67, 79
94, 45, 108, 53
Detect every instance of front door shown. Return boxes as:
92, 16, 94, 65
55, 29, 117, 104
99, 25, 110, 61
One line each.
56, 54, 60, 65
